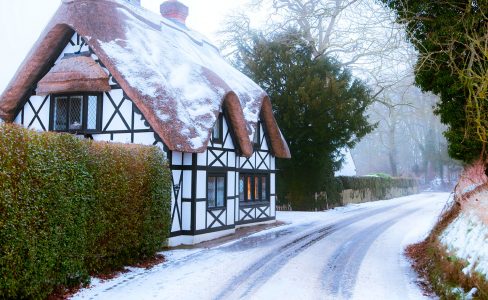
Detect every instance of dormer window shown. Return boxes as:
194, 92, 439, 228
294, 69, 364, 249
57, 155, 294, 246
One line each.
253, 122, 261, 148
50, 93, 102, 133
212, 114, 223, 144
37, 55, 110, 134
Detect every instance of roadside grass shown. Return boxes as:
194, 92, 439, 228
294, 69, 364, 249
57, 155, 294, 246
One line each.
406, 200, 488, 299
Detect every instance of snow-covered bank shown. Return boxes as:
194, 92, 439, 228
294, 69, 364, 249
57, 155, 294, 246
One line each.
440, 211, 488, 278
412, 162, 488, 299
440, 161, 488, 280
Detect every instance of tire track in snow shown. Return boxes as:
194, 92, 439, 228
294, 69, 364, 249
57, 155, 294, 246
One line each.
321, 208, 419, 299
215, 203, 416, 300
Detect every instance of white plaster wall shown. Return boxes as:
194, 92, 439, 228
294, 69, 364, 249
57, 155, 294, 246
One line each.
228, 151, 236, 167
92, 134, 111, 142
223, 117, 234, 149
211, 149, 224, 167
182, 170, 192, 199
270, 173, 276, 195
172, 151, 183, 165
197, 152, 206, 166
133, 132, 156, 145
182, 202, 192, 230
111, 133, 131, 143
270, 195, 276, 217
56, 33, 89, 63
103, 89, 132, 131
13, 95, 49, 131
227, 171, 236, 196
133, 111, 151, 130
195, 202, 206, 230
183, 153, 192, 165
196, 171, 206, 199
227, 198, 235, 225
261, 124, 269, 151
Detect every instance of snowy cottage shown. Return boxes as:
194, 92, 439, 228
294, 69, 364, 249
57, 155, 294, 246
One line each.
0, 0, 290, 246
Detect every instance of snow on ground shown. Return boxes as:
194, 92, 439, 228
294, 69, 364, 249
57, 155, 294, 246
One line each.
440, 211, 488, 278
352, 193, 449, 300
71, 193, 449, 300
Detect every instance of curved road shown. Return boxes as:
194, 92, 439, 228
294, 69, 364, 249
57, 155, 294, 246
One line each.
72, 193, 449, 300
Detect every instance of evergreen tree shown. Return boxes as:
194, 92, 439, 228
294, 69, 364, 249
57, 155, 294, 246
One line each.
239, 30, 375, 209
380, 0, 488, 163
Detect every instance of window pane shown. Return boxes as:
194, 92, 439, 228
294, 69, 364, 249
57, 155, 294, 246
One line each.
261, 176, 267, 201
207, 177, 216, 207
239, 175, 245, 202
216, 177, 225, 207
69, 96, 83, 130
254, 176, 259, 200
253, 126, 259, 144
54, 97, 68, 130
247, 177, 252, 201
213, 117, 220, 140
87, 95, 98, 130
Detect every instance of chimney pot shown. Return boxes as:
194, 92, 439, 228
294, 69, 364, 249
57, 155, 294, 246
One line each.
160, 0, 189, 26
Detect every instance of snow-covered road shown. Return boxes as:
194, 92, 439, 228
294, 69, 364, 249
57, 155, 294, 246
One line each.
72, 192, 450, 300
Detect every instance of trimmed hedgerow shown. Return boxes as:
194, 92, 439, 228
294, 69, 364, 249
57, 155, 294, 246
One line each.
0, 124, 171, 299
337, 175, 418, 200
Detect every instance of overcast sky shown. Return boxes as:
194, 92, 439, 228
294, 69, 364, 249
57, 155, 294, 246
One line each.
0, 0, 243, 95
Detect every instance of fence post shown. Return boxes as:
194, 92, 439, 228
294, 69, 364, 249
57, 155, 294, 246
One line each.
314, 192, 317, 212
325, 191, 328, 210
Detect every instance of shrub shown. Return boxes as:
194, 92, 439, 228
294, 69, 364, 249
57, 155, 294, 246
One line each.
0, 124, 171, 299
338, 176, 418, 200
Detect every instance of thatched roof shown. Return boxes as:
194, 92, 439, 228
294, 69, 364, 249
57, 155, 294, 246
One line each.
0, 0, 290, 158
37, 55, 111, 95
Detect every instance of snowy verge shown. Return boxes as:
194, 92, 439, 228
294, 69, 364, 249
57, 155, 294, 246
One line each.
440, 211, 488, 278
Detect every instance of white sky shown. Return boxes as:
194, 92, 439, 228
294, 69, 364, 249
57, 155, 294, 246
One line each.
0, 0, 243, 95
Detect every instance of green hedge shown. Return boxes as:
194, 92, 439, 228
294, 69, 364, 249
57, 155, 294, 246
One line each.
338, 175, 418, 190
0, 124, 171, 299
337, 175, 418, 199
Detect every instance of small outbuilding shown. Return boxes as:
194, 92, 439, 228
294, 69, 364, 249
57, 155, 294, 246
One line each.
0, 0, 290, 246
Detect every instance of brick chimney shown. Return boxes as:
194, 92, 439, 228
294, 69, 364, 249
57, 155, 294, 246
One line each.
160, 0, 189, 26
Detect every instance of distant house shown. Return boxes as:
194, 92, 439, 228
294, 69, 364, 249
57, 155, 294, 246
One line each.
0, 0, 290, 246
334, 148, 357, 177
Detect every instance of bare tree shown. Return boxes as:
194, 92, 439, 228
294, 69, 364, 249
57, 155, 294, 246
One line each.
219, 0, 460, 183
352, 76, 461, 185
219, 0, 415, 94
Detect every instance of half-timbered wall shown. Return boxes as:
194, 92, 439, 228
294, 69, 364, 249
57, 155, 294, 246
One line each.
168, 115, 277, 237
12, 32, 277, 242
237, 121, 276, 225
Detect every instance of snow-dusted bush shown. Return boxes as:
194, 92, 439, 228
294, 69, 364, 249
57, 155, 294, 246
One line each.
0, 124, 171, 299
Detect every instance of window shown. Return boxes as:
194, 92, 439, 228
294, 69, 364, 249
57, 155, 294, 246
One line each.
239, 173, 269, 203
212, 114, 223, 143
207, 173, 226, 208
253, 122, 261, 148
51, 93, 101, 132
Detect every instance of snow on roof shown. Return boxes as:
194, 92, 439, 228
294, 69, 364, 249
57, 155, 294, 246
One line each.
0, 0, 290, 158
334, 148, 357, 177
